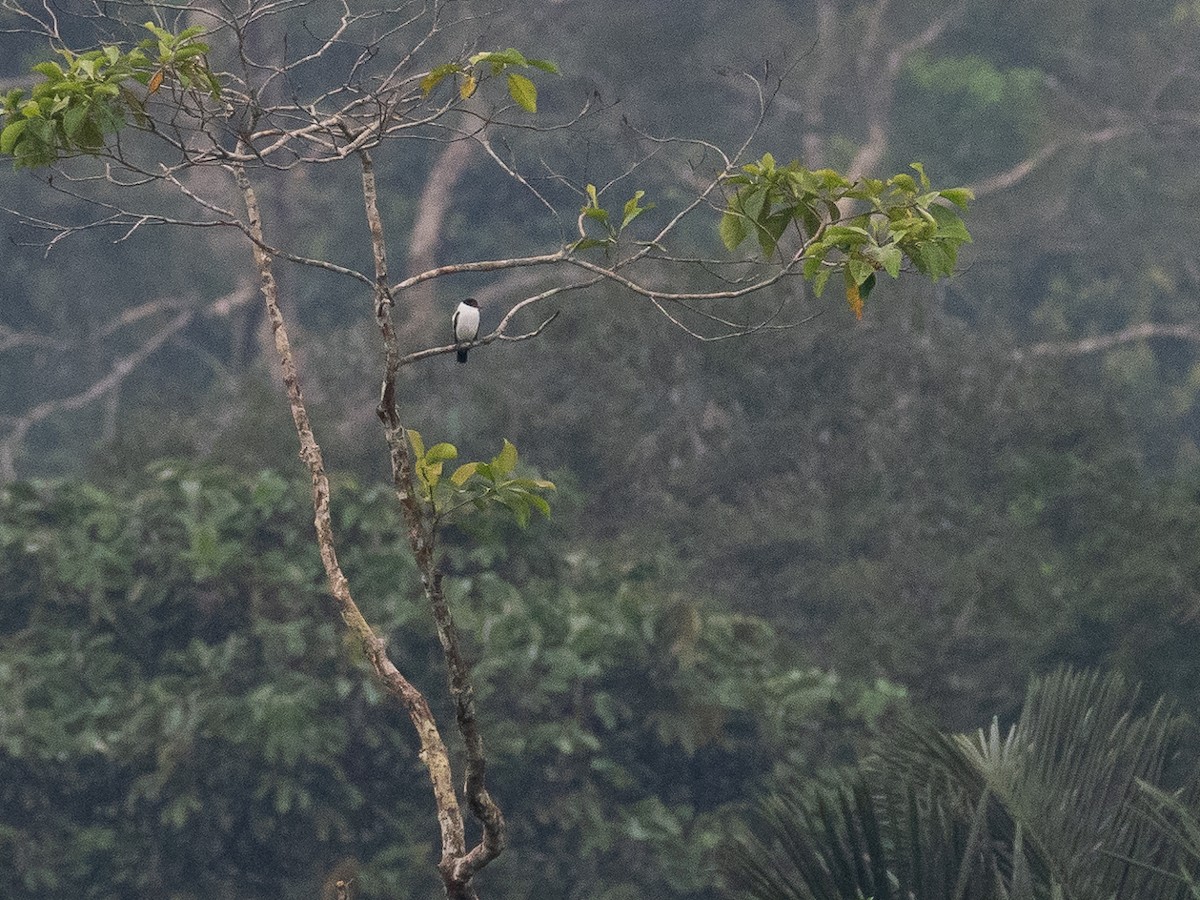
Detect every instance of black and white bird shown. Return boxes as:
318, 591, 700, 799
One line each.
452, 298, 480, 364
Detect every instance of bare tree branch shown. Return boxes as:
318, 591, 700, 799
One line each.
0, 324, 67, 352
0, 307, 191, 481
1018, 321, 1200, 359
844, 1, 963, 181
0, 282, 256, 481
968, 125, 1135, 197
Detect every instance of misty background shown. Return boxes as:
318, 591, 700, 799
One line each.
3, 1, 1200, 897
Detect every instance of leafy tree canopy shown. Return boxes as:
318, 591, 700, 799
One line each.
0, 465, 906, 899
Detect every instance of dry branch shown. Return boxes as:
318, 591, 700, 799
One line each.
1019, 321, 1200, 358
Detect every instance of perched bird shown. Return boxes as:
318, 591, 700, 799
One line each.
452, 297, 480, 364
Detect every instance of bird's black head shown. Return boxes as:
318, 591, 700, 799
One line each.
463, 297, 479, 308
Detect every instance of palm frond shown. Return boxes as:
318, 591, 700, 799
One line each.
725, 669, 1200, 900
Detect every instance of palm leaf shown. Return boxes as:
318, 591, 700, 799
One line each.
725, 774, 1042, 900
725, 669, 1200, 900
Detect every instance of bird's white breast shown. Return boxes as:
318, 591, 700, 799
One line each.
455, 304, 480, 340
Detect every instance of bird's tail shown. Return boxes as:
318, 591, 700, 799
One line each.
457, 348, 469, 364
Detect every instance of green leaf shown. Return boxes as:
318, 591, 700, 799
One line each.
1, 119, 28, 155
811, 266, 832, 297
813, 167, 853, 191
172, 45, 208, 61
889, 173, 918, 193
621, 191, 652, 230
879, 244, 903, 278
527, 494, 552, 519
91, 101, 124, 135
910, 161, 930, 190
740, 185, 768, 223
848, 257, 874, 286
799, 203, 824, 235
4, 88, 26, 111
406, 429, 425, 459
528, 58, 560, 74
63, 104, 88, 140
823, 224, 871, 243
859, 272, 877, 301
450, 462, 480, 486
23, 117, 53, 144
507, 72, 537, 112
928, 203, 973, 243
907, 242, 952, 279
205, 71, 223, 99
424, 442, 458, 464
572, 237, 613, 251
499, 493, 532, 527
494, 439, 518, 475
719, 211, 748, 251
471, 48, 530, 69
756, 211, 792, 258
939, 187, 974, 209
421, 63, 460, 96
31, 61, 65, 82
417, 460, 443, 493
143, 22, 173, 42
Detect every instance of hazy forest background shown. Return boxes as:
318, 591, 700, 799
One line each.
4, 1, 1200, 898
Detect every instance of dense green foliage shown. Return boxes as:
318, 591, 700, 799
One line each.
722, 156, 971, 318
0, 468, 905, 898
0, 23, 218, 168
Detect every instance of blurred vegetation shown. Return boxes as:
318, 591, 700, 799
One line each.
0, 467, 906, 898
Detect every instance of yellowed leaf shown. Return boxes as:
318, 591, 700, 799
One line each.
459, 74, 477, 100
846, 279, 864, 320
148, 69, 165, 94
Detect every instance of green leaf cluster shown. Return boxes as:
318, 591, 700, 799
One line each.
420, 48, 559, 113
136, 22, 222, 99
408, 431, 555, 527
574, 184, 655, 252
2, 47, 143, 168
720, 154, 972, 317
1, 24, 219, 169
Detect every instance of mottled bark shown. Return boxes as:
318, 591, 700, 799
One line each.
233, 155, 469, 890
361, 148, 505, 898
